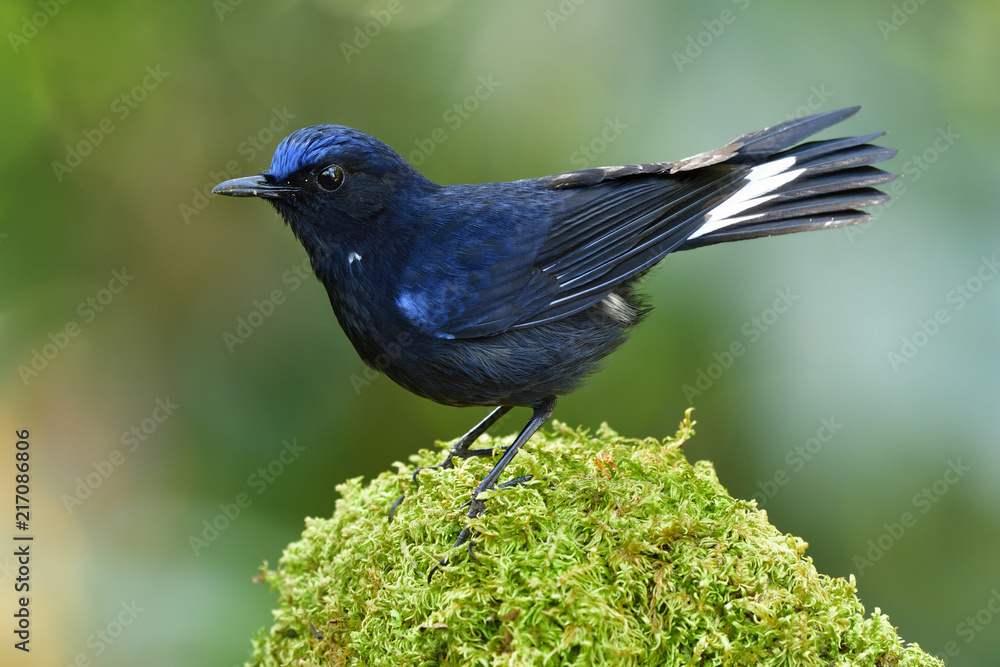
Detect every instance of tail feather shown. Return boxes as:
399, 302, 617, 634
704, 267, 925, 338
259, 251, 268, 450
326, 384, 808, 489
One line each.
681, 108, 897, 250
740, 188, 890, 223
793, 144, 898, 175
730, 106, 862, 160
769, 167, 897, 202
679, 211, 875, 249
775, 132, 885, 162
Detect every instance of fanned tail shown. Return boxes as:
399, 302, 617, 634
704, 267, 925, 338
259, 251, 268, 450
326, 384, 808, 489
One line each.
679, 107, 898, 250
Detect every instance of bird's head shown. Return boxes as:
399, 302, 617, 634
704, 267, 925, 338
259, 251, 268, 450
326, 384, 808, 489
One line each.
213, 125, 426, 252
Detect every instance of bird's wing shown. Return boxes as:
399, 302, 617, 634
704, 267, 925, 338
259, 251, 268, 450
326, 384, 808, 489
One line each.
521, 165, 751, 327
397, 107, 896, 339
393, 181, 561, 339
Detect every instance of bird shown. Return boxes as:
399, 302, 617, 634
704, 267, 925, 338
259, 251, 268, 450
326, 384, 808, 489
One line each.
213, 106, 896, 576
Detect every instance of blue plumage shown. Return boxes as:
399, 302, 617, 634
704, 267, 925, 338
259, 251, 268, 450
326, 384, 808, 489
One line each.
267, 124, 406, 180
213, 107, 897, 576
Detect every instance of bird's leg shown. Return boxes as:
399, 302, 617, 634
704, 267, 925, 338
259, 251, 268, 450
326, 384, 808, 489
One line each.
388, 405, 512, 521
428, 397, 556, 581
440, 405, 515, 464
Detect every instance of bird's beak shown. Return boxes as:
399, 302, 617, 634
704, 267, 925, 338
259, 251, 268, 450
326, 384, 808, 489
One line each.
212, 175, 292, 199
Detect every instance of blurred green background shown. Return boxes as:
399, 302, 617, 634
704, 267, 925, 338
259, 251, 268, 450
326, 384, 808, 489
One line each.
2, 1, 998, 665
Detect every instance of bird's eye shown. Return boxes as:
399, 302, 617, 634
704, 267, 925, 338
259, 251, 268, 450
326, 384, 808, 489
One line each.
317, 165, 345, 191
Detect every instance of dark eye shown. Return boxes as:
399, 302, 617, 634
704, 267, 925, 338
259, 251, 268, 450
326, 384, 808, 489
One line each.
317, 165, 345, 191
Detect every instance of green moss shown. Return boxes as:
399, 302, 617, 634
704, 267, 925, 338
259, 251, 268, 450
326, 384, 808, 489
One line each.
247, 411, 941, 667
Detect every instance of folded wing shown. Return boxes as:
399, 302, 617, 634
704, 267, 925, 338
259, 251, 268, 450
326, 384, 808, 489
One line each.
401, 107, 897, 339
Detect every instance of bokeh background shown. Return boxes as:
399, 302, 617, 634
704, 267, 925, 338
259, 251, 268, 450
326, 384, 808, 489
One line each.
2, 1, 998, 665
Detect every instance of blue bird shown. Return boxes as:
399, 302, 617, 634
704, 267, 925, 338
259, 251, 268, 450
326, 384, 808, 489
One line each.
214, 106, 896, 576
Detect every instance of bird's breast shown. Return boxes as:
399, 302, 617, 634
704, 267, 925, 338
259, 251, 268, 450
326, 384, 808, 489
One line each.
318, 249, 418, 368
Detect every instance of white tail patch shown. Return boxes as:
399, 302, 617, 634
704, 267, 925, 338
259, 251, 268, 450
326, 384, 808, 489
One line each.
689, 156, 805, 239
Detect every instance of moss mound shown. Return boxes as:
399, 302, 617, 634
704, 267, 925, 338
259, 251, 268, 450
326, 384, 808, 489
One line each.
248, 411, 941, 666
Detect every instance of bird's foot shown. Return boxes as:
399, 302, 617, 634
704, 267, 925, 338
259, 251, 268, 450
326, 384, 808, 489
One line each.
389, 452, 458, 522
390, 406, 516, 522
428, 499, 483, 583
428, 526, 475, 582
427, 475, 533, 581
388, 444, 513, 522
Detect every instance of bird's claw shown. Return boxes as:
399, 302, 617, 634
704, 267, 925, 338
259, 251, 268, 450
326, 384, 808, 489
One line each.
387, 494, 405, 522
389, 455, 458, 523
428, 526, 475, 583
428, 475, 535, 579
389, 445, 514, 521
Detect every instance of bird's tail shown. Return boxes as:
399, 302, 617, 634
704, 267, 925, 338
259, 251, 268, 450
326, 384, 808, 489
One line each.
679, 106, 898, 250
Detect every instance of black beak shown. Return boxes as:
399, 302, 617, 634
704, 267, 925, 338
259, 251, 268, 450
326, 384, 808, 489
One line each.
212, 175, 293, 199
